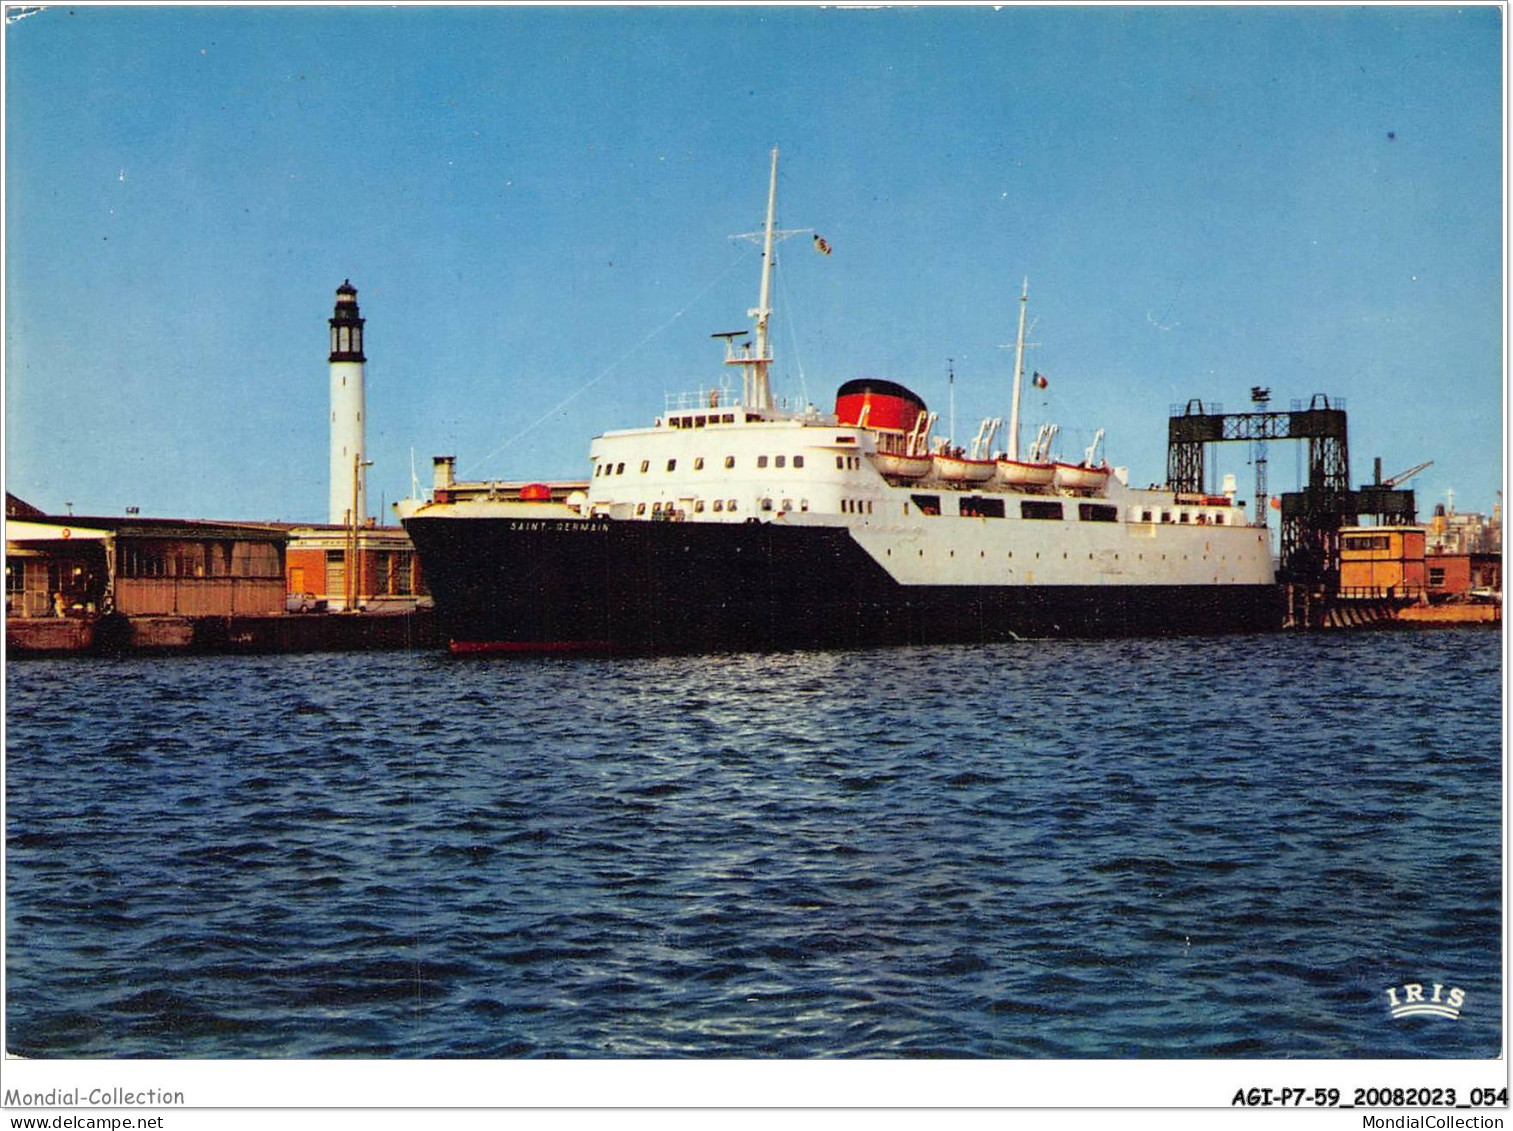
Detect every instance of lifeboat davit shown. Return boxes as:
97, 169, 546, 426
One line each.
995, 458, 1057, 489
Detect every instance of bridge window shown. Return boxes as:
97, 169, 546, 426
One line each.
1078, 503, 1119, 522
1021, 501, 1063, 520
911, 494, 942, 516
961, 496, 1005, 518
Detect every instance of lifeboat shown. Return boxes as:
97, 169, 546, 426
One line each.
1053, 462, 1111, 492
1053, 429, 1110, 493
995, 458, 1057, 489
870, 451, 932, 479
933, 450, 995, 484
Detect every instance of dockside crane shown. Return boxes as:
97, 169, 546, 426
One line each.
1378, 460, 1433, 489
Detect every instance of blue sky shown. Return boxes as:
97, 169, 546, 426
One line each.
5, 4, 1503, 522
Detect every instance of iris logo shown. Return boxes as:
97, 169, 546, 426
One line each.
1384, 982, 1465, 1020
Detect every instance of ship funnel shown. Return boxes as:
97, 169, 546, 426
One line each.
433, 456, 456, 492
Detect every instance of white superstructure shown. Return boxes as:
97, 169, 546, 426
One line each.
576, 404, 1271, 591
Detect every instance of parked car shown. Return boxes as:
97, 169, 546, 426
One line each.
285, 592, 328, 614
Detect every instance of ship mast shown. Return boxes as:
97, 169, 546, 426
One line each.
1008, 277, 1029, 461
725, 147, 811, 412
751, 146, 780, 411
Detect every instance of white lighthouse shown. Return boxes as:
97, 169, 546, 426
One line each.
328, 280, 367, 526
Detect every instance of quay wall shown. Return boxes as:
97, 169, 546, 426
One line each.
8, 611, 438, 657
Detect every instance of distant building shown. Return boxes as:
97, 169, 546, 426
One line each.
6, 492, 46, 520
1428, 501, 1502, 555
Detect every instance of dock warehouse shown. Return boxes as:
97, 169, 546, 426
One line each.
6, 511, 288, 619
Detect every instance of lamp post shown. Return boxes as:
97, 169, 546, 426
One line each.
346, 455, 373, 611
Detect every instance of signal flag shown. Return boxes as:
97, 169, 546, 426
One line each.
1032, 371, 1049, 389
813, 234, 832, 256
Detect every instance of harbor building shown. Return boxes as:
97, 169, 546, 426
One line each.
285, 524, 423, 613
6, 496, 291, 651
6, 500, 287, 620
1338, 527, 1427, 601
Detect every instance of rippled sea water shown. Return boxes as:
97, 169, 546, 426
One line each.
5, 629, 1502, 1058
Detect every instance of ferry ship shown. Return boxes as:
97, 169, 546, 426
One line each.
401, 150, 1284, 653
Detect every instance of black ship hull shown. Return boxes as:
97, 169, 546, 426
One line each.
404, 515, 1286, 654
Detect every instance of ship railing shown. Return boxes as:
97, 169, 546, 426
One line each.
1336, 584, 1426, 602
666, 388, 743, 413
